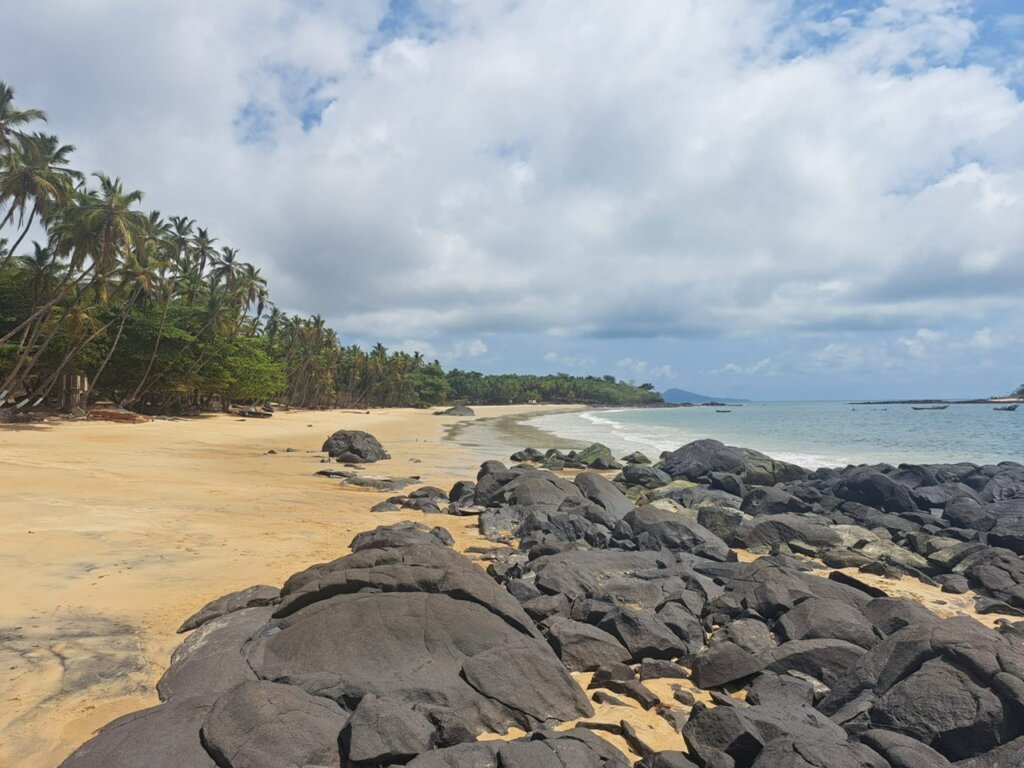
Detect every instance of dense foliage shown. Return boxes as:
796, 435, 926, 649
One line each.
0, 82, 661, 413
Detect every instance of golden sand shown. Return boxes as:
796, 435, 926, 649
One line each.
0, 405, 570, 767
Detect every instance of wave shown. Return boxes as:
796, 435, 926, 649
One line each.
529, 409, 855, 469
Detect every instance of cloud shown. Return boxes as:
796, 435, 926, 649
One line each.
713, 358, 780, 376
544, 352, 597, 370
451, 338, 488, 359
615, 358, 675, 380
1, 0, 1022, 398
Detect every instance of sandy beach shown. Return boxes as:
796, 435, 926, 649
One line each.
2, 404, 1019, 767
0, 405, 580, 767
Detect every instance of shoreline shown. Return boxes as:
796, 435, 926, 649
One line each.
4, 403, 1024, 766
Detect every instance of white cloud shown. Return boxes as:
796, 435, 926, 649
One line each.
1, 0, 1022, 356
713, 358, 780, 376
544, 352, 596, 370
615, 358, 675, 380
451, 338, 488, 359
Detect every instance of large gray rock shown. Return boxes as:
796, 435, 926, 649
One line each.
321, 429, 390, 462
682, 702, 848, 768
342, 694, 435, 764
274, 540, 538, 637
730, 514, 841, 552
546, 617, 632, 671
201, 681, 348, 768
750, 737, 888, 768
249, 592, 592, 734
623, 504, 732, 561
575, 471, 635, 518
178, 585, 280, 633
59, 697, 215, 768
660, 439, 807, 486
157, 606, 272, 702
776, 598, 878, 649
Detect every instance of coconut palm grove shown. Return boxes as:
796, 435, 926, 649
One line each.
0, 82, 661, 413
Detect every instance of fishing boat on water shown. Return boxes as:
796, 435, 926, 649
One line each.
716, 409, 732, 413
994, 404, 1019, 412
912, 405, 949, 410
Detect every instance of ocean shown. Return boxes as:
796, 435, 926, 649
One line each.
527, 401, 1024, 469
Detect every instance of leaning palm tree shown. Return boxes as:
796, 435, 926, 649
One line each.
0, 133, 81, 267
0, 81, 46, 156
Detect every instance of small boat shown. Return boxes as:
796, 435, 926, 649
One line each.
994, 404, 1019, 412
716, 409, 732, 413
912, 405, 949, 410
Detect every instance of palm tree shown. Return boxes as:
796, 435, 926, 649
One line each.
0, 81, 46, 156
187, 227, 216, 304
0, 133, 81, 267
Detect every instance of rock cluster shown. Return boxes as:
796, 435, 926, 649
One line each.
62, 438, 1024, 767
61, 522, 599, 767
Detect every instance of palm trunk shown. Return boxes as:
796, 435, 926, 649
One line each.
124, 293, 172, 407
83, 290, 140, 406
19, 318, 118, 410
0, 263, 97, 346
0, 205, 37, 272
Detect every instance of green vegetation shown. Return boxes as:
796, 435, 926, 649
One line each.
0, 82, 661, 412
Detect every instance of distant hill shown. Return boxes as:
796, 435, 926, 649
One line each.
662, 388, 750, 404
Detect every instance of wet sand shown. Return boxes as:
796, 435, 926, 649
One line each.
0, 405, 572, 767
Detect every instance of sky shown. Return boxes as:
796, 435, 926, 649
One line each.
2, 0, 1022, 400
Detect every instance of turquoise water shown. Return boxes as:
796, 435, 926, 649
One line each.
528, 402, 1024, 469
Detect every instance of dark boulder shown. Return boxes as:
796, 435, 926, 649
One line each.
859, 729, 954, 768
59, 697, 216, 768
730, 514, 841, 552
620, 463, 672, 489
341, 694, 436, 764
660, 439, 807, 486
622, 451, 653, 465
740, 487, 811, 517
321, 430, 390, 463
577, 443, 621, 470
623, 504, 732, 561
691, 642, 766, 688
157, 607, 272, 702
745, 672, 815, 707
761, 639, 867, 686
682, 702, 847, 768
178, 585, 280, 633
575, 471, 635, 518
546, 618, 632, 671
598, 606, 691, 660
834, 468, 916, 514
776, 598, 878, 649
709, 472, 746, 498
749, 737, 888, 768
250, 592, 592, 734
274, 540, 538, 636
201, 681, 348, 768
434, 405, 475, 416
349, 521, 454, 552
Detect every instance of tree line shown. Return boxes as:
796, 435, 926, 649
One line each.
0, 82, 662, 413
